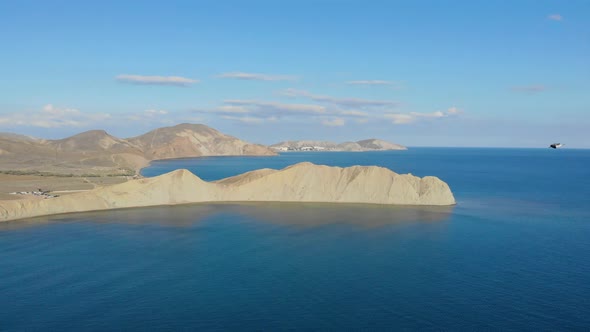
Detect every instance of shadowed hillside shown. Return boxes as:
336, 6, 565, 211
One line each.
128, 123, 275, 160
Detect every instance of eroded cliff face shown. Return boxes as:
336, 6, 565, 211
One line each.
0, 163, 455, 222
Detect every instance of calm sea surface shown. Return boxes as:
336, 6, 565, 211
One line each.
2, 148, 590, 330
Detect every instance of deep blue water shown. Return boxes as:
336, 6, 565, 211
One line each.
2, 148, 590, 330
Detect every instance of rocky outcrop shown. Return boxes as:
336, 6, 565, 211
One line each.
0, 163, 455, 222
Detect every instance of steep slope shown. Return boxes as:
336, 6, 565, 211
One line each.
0, 163, 455, 222
128, 123, 276, 160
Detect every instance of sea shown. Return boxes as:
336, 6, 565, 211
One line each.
1, 148, 590, 330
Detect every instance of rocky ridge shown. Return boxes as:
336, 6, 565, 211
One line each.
0, 162, 455, 222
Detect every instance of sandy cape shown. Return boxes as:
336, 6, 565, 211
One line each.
0, 162, 456, 222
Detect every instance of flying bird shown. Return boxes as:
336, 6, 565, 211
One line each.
549, 143, 564, 149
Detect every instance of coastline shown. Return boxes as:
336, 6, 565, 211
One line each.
0, 163, 456, 223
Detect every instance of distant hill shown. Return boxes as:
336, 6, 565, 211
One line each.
49, 130, 140, 152
128, 123, 274, 160
270, 138, 406, 152
0, 124, 275, 176
0, 132, 40, 142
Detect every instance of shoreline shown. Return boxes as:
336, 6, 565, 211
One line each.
0, 200, 456, 225
0, 163, 456, 223
0, 152, 279, 197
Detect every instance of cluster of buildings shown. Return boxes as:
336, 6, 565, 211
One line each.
10, 189, 59, 199
272, 146, 327, 152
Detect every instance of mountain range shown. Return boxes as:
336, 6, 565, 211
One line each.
0, 124, 275, 176
1, 123, 408, 176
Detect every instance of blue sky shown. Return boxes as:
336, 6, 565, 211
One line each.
0, 0, 588, 147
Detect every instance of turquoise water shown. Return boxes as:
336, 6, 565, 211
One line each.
2, 148, 590, 330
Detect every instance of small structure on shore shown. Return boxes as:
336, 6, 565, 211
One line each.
9, 189, 59, 199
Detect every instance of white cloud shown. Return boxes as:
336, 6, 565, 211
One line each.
339, 110, 369, 117
384, 113, 415, 124
41, 104, 81, 117
224, 100, 326, 114
222, 115, 265, 124
215, 105, 251, 114
385, 107, 461, 125
116, 74, 198, 86
322, 118, 345, 127
144, 109, 168, 116
126, 109, 172, 123
346, 80, 395, 86
548, 14, 563, 21
193, 99, 380, 125
446, 107, 461, 115
0, 104, 111, 128
282, 88, 397, 108
217, 72, 297, 81
410, 111, 446, 118
195, 88, 402, 125
221, 115, 278, 124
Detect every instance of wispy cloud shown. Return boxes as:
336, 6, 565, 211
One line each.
144, 109, 168, 116
338, 110, 369, 117
322, 118, 345, 127
192, 99, 373, 126
511, 85, 546, 93
217, 72, 297, 81
190, 100, 328, 125
384, 113, 415, 124
221, 115, 269, 124
0, 104, 111, 128
446, 107, 462, 115
410, 111, 446, 119
346, 80, 395, 86
116, 74, 199, 86
282, 88, 397, 108
215, 105, 251, 114
385, 107, 461, 125
548, 14, 563, 21
125, 109, 173, 124
224, 100, 326, 114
